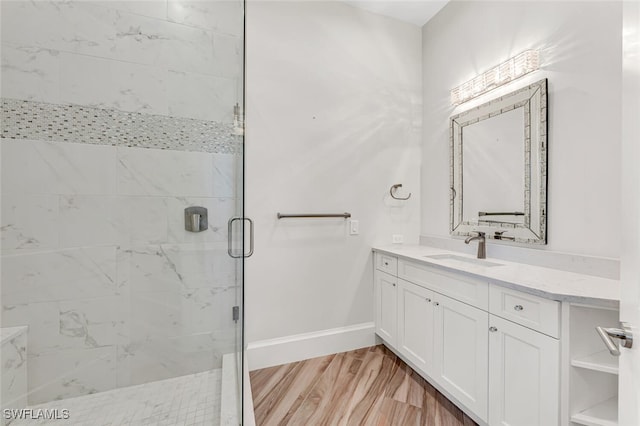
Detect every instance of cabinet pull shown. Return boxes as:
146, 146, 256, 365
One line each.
489, 326, 498, 332
514, 305, 524, 311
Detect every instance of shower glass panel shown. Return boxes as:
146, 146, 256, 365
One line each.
0, 1, 245, 424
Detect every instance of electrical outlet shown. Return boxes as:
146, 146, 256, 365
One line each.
392, 234, 404, 244
350, 220, 359, 235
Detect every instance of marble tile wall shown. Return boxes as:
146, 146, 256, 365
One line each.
0, 0, 243, 406
1, 139, 240, 404
0, 0, 243, 122
1, 327, 28, 426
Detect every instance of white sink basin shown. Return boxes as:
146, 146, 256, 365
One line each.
424, 254, 503, 267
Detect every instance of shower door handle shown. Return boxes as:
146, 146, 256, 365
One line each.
245, 218, 254, 257
228, 217, 254, 258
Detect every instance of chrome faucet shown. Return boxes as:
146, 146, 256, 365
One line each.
465, 232, 486, 259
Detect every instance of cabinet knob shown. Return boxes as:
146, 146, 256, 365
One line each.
434, 301, 440, 306
392, 283, 396, 287
514, 305, 524, 311
489, 326, 498, 332
384, 262, 389, 266
426, 298, 431, 303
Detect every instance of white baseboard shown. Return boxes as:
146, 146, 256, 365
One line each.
246, 322, 376, 371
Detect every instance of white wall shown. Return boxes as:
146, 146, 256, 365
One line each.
245, 2, 422, 347
421, 1, 622, 260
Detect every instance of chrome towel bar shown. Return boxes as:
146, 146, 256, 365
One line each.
277, 212, 351, 219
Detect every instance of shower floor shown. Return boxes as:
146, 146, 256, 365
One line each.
10, 369, 221, 426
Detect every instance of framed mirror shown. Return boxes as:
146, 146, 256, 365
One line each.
450, 78, 548, 244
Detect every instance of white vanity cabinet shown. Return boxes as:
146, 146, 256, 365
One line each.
567, 305, 620, 426
395, 275, 489, 421
487, 283, 561, 426
488, 314, 560, 426
397, 278, 435, 375
373, 251, 562, 426
374, 270, 398, 346
434, 292, 489, 421
373, 247, 621, 426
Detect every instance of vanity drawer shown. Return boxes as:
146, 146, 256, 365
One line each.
489, 284, 560, 338
398, 259, 488, 310
375, 253, 398, 275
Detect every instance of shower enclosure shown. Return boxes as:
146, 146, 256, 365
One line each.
0, 1, 245, 424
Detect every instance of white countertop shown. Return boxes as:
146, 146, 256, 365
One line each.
373, 245, 620, 308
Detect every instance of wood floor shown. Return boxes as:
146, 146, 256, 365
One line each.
250, 345, 478, 426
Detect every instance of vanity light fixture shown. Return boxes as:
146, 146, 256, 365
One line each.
450, 49, 540, 106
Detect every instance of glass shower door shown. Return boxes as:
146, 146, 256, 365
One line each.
225, 145, 249, 425
0, 0, 245, 424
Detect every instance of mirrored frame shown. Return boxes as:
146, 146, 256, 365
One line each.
450, 78, 548, 244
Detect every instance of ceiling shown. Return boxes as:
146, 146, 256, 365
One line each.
343, 1, 449, 27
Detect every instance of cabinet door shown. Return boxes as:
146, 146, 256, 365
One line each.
434, 294, 489, 422
398, 279, 434, 375
374, 270, 397, 346
488, 315, 559, 426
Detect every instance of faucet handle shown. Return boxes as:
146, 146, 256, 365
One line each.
464, 231, 486, 244
494, 231, 515, 241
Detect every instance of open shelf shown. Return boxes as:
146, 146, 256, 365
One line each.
571, 351, 619, 375
571, 396, 618, 426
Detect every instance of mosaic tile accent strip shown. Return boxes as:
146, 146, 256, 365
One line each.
1, 98, 242, 154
